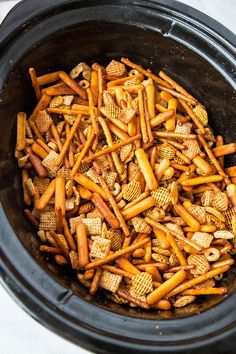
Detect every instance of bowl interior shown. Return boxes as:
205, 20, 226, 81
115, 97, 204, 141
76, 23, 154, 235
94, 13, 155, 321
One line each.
0, 21, 236, 319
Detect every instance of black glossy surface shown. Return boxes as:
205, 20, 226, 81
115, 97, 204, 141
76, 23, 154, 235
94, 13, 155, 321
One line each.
0, 1, 236, 353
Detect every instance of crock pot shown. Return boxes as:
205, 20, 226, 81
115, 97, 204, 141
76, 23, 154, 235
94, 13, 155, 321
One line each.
0, 0, 236, 353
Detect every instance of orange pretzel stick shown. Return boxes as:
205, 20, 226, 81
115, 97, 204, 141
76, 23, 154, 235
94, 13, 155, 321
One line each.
47, 106, 89, 115
39, 245, 63, 254
166, 232, 187, 266
31, 143, 48, 159
16, 112, 26, 151
55, 176, 65, 230
101, 265, 133, 279
37, 71, 61, 86
71, 126, 95, 177
90, 267, 103, 295
146, 270, 186, 305
28, 93, 51, 122
153, 228, 170, 249
22, 169, 31, 206
181, 175, 223, 186
29, 68, 41, 100
106, 120, 129, 140
179, 99, 205, 134
150, 110, 175, 128
159, 138, 185, 150
76, 221, 89, 267
159, 71, 197, 102
156, 158, 170, 181
25, 146, 48, 177
122, 197, 156, 220
74, 173, 108, 201
24, 209, 39, 228
166, 98, 177, 131
83, 134, 141, 164
58, 71, 87, 99
226, 184, 236, 209
77, 185, 92, 200
98, 176, 130, 237
34, 179, 56, 210
182, 287, 228, 296
51, 124, 69, 168
49, 231, 69, 258
212, 143, 236, 157
153, 131, 196, 140
138, 89, 148, 143
29, 121, 46, 143
116, 258, 140, 275
90, 70, 98, 105
167, 265, 230, 297
83, 269, 95, 280
164, 265, 195, 273
144, 91, 153, 143
91, 192, 120, 229
145, 217, 202, 251
216, 135, 224, 168
135, 148, 158, 190
173, 204, 200, 231
192, 155, 212, 175
211, 258, 235, 269
98, 117, 123, 175
62, 217, 76, 251
65, 123, 74, 168
225, 166, 236, 177
145, 84, 156, 119
121, 58, 171, 88
151, 299, 171, 310
87, 88, 100, 135
44, 86, 76, 96
157, 85, 197, 106
36, 139, 51, 153
55, 115, 81, 166
136, 263, 168, 271
116, 289, 150, 310
107, 74, 144, 87
85, 238, 149, 270
146, 266, 163, 283
122, 191, 150, 210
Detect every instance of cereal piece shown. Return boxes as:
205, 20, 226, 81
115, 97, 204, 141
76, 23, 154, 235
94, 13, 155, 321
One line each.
128, 162, 139, 182
24, 178, 36, 197
175, 121, 192, 134
151, 188, 171, 207
182, 140, 201, 160
194, 278, 215, 289
106, 229, 123, 251
152, 253, 169, 264
132, 272, 153, 296
100, 104, 121, 120
191, 232, 213, 248
118, 108, 136, 124
123, 180, 142, 201
69, 216, 82, 234
205, 206, 225, 222
96, 155, 110, 171
49, 95, 63, 108
87, 208, 104, 220
99, 270, 122, 293
57, 167, 72, 180
70, 62, 92, 80
188, 205, 206, 224
65, 179, 74, 198
223, 208, 236, 229
35, 110, 53, 133
124, 77, 141, 86
64, 113, 77, 125
157, 144, 175, 160
193, 105, 208, 126
201, 190, 214, 207
107, 293, 128, 304
102, 171, 117, 190
213, 230, 234, 239
86, 168, 99, 183
37, 230, 47, 243
206, 214, 225, 229
169, 252, 180, 267
152, 247, 171, 257
63, 95, 74, 106
33, 176, 50, 195
42, 150, 60, 177
212, 192, 229, 212
65, 197, 75, 211
80, 218, 102, 235
90, 237, 111, 259
174, 295, 196, 308
106, 60, 126, 77
187, 254, 210, 275
132, 217, 152, 233
203, 247, 220, 262
120, 144, 133, 162
39, 211, 57, 231
79, 203, 94, 214
146, 207, 164, 222
69, 250, 80, 269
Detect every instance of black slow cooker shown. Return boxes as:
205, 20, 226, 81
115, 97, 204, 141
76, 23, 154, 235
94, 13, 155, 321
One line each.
0, 1, 236, 353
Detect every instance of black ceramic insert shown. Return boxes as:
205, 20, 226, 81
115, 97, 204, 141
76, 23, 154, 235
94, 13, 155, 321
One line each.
0, 1, 235, 353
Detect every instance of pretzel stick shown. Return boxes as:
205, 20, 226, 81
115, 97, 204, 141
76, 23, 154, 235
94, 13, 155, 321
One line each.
212, 143, 236, 157
90, 267, 103, 295
74, 173, 108, 201
179, 99, 205, 134
76, 221, 89, 267
107, 74, 144, 87
98, 176, 130, 237
25, 146, 48, 177
181, 175, 223, 186
153, 131, 196, 140
91, 192, 120, 229
216, 135, 224, 168
165, 265, 195, 273
32, 143, 48, 159
49, 231, 69, 258
211, 258, 234, 269
116, 289, 150, 310
153, 228, 170, 249
157, 85, 197, 106
83, 134, 140, 164
29, 68, 41, 100
62, 217, 76, 251
85, 238, 149, 270
144, 91, 153, 143
173, 204, 200, 231
47, 106, 89, 115
39, 245, 63, 254
145, 84, 155, 119
58, 71, 87, 99
35, 179, 55, 210
156, 158, 170, 181
29, 121, 45, 143
138, 89, 148, 143
121, 58, 171, 88
146, 266, 163, 283
192, 155, 212, 175
106, 120, 129, 140
135, 148, 158, 190
28, 94, 51, 122
145, 217, 202, 251
36, 139, 51, 153
22, 169, 31, 205
55, 176, 65, 231
55, 116, 81, 166
65, 123, 74, 168
159, 71, 197, 102
77, 185, 92, 200
83, 269, 95, 280
146, 270, 186, 305
150, 110, 175, 128
44, 86, 76, 96
51, 124, 69, 168
167, 265, 230, 297
144, 240, 152, 263
115, 258, 140, 275
16, 112, 26, 151
102, 265, 133, 279
87, 88, 100, 135
182, 287, 227, 295
37, 71, 61, 86
159, 138, 185, 150
122, 197, 156, 220
24, 209, 39, 228
166, 232, 187, 266
71, 126, 95, 177
165, 98, 177, 131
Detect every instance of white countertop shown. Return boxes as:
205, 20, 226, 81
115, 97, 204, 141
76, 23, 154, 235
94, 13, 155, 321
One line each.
0, 1, 235, 354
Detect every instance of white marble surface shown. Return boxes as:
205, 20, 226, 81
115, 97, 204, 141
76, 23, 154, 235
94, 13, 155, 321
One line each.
0, 1, 235, 354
